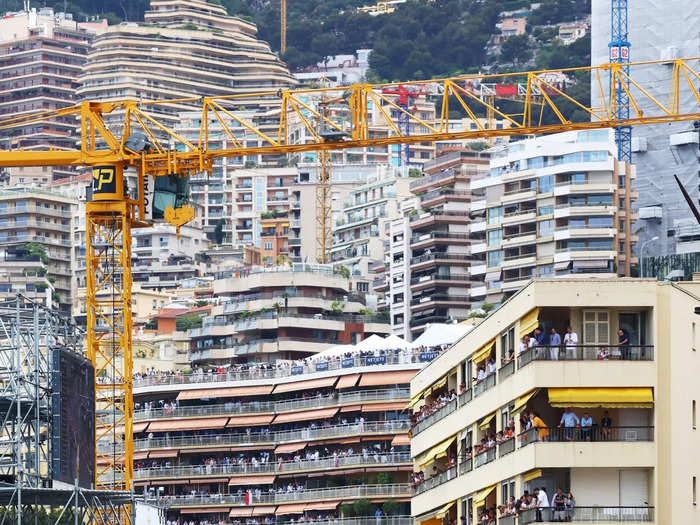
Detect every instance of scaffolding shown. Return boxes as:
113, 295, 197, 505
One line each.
0, 296, 134, 524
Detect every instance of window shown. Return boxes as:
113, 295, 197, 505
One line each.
694, 476, 697, 505
590, 217, 614, 228
619, 197, 626, 208
264, 241, 273, 250
488, 207, 502, 225
619, 175, 626, 188
538, 175, 554, 193
570, 172, 587, 184
583, 310, 609, 344
538, 220, 554, 236
694, 400, 697, 429
538, 205, 554, 216
528, 156, 543, 169
488, 229, 502, 247
619, 219, 626, 232
357, 282, 369, 292
159, 237, 168, 247
488, 250, 503, 267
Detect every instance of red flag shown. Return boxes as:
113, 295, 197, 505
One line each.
245, 490, 253, 505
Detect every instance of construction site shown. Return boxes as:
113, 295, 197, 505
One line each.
0, 0, 698, 523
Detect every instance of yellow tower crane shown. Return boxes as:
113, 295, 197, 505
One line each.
0, 58, 698, 499
280, 0, 287, 55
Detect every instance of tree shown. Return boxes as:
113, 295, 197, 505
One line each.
500, 34, 532, 65
176, 314, 202, 331
336, 265, 350, 279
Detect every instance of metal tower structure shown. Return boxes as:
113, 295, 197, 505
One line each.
610, 0, 632, 161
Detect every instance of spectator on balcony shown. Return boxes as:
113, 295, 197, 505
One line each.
563, 326, 578, 359
600, 410, 612, 440
475, 365, 486, 383
519, 335, 530, 355
580, 412, 593, 441
529, 411, 549, 441
537, 487, 549, 522
618, 328, 631, 359
558, 407, 580, 440
487, 357, 497, 375
551, 488, 566, 522
549, 328, 561, 360
565, 492, 576, 521
598, 346, 610, 360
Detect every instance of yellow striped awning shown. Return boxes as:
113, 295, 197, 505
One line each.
472, 339, 495, 363
479, 411, 496, 431
473, 484, 497, 508
511, 389, 538, 415
523, 469, 543, 482
548, 387, 654, 408
431, 376, 448, 393
408, 392, 425, 409
436, 501, 457, 519
417, 435, 456, 470
519, 308, 540, 338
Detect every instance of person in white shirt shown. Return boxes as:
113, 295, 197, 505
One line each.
563, 326, 578, 360
537, 487, 550, 522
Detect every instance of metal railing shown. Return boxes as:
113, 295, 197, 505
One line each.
474, 446, 496, 468
498, 359, 515, 379
133, 351, 431, 389
134, 452, 411, 480
132, 388, 409, 422
279, 517, 412, 525
412, 399, 457, 436
149, 483, 411, 507
517, 506, 653, 524
459, 388, 472, 406
498, 437, 515, 457
518, 426, 654, 446
106, 420, 412, 454
458, 457, 472, 475
413, 465, 457, 495
518, 344, 654, 368
473, 372, 496, 397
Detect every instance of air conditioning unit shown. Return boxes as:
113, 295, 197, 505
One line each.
631, 137, 647, 152
638, 206, 663, 220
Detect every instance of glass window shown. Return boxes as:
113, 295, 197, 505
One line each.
488, 207, 503, 225
590, 217, 613, 228
488, 229, 502, 247
619, 176, 626, 188
538, 205, 554, 216
528, 156, 543, 169
569, 219, 586, 229
538, 175, 554, 193
488, 250, 503, 267
583, 150, 607, 162
538, 264, 554, 277
568, 196, 586, 206
571, 172, 587, 184
588, 194, 614, 206
563, 152, 581, 163
538, 220, 554, 236
264, 241, 273, 250
588, 240, 613, 250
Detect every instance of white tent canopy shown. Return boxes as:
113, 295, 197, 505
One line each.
410, 323, 474, 349
380, 334, 409, 350
313, 343, 356, 360
352, 334, 385, 351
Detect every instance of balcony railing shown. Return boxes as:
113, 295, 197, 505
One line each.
132, 388, 409, 422
106, 420, 412, 454
134, 452, 411, 481
498, 359, 515, 379
412, 398, 457, 436
474, 446, 496, 468
518, 344, 654, 368
134, 351, 431, 389
473, 372, 496, 397
517, 506, 653, 524
518, 426, 654, 445
413, 465, 457, 495
148, 483, 412, 507
280, 518, 412, 525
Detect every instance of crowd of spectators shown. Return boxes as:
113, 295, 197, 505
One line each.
494, 487, 576, 523
410, 389, 457, 427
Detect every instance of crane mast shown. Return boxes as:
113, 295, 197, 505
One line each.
610, 0, 632, 161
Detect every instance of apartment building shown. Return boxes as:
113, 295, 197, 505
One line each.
409, 278, 699, 525
77, 0, 295, 132
116, 357, 421, 524
469, 130, 637, 304
376, 150, 491, 339
190, 265, 390, 363
0, 8, 96, 182
331, 171, 412, 277
0, 188, 76, 311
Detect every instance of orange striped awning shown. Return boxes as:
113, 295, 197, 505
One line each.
272, 407, 339, 424
273, 377, 338, 394
391, 434, 410, 446
275, 504, 307, 515
275, 442, 307, 454
358, 370, 417, 387
180, 507, 229, 514
189, 477, 229, 484
305, 501, 340, 511
230, 509, 253, 517
148, 450, 178, 459
178, 385, 274, 400
229, 475, 275, 485
361, 402, 407, 412
227, 414, 275, 427
336, 374, 360, 389
340, 405, 361, 412
148, 417, 229, 432
252, 506, 277, 516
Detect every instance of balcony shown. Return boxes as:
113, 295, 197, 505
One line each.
409, 211, 470, 227
133, 452, 411, 481
132, 388, 409, 421
517, 344, 654, 367
151, 483, 412, 508
410, 232, 470, 248
410, 252, 471, 267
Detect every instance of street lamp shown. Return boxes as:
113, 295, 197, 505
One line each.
640, 236, 659, 278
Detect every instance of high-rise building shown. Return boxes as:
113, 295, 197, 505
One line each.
331, 171, 413, 277
0, 188, 76, 312
591, 0, 700, 258
469, 130, 636, 304
409, 278, 698, 525
376, 150, 490, 339
0, 8, 98, 182
77, 0, 295, 132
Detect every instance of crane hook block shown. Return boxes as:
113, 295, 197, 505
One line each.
164, 205, 195, 238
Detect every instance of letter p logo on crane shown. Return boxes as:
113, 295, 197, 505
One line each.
91, 165, 123, 201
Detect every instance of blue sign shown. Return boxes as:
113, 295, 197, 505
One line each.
291, 366, 304, 375
315, 361, 329, 372
341, 358, 355, 368
366, 355, 387, 366
419, 351, 440, 362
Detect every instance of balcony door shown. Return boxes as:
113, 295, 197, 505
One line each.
619, 469, 649, 506
583, 310, 610, 345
